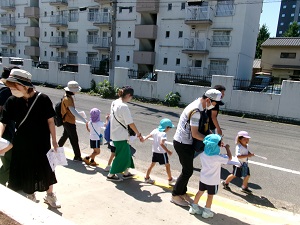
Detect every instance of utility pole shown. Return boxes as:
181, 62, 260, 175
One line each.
109, 0, 117, 85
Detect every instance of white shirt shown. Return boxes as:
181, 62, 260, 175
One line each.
110, 99, 134, 141
200, 152, 229, 185
173, 98, 203, 144
88, 121, 104, 140
236, 144, 249, 164
150, 128, 167, 154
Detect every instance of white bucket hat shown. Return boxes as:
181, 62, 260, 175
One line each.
64, 81, 81, 93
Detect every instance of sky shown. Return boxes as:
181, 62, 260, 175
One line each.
260, 0, 281, 37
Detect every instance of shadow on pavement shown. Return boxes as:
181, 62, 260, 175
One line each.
64, 159, 101, 175
192, 212, 252, 225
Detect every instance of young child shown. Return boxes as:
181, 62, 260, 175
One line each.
84, 108, 104, 166
222, 131, 254, 194
189, 134, 232, 218
144, 118, 176, 185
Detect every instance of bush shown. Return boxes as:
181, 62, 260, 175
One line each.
164, 92, 181, 107
97, 80, 116, 98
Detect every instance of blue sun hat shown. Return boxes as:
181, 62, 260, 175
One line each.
203, 134, 222, 156
158, 118, 175, 132
90, 108, 101, 123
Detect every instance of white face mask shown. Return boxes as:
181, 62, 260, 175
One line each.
206, 100, 215, 110
11, 89, 24, 98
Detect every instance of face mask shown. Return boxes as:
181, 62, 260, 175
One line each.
11, 89, 24, 98
206, 100, 215, 110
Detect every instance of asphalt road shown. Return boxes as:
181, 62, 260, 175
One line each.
37, 86, 300, 214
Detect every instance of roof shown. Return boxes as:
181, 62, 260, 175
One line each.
253, 59, 261, 68
261, 37, 300, 47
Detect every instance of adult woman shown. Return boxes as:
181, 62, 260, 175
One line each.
107, 86, 144, 182
0, 69, 60, 208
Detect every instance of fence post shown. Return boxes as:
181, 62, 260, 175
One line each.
156, 70, 176, 101
114, 67, 129, 88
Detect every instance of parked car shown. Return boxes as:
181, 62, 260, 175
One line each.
9, 57, 23, 68
36, 61, 49, 69
60, 64, 78, 72
141, 72, 157, 81
248, 75, 273, 92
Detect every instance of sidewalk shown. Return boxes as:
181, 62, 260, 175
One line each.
1, 148, 300, 225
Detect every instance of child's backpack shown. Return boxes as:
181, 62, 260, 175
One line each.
104, 120, 111, 142
54, 100, 64, 127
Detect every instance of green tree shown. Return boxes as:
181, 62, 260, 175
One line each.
283, 21, 300, 37
255, 24, 270, 59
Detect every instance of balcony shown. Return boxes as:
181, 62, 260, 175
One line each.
50, 37, 68, 48
1, 36, 16, 46
24, 7, 40, 18
182, 38, 209, 54
135, 25, 157, 39
211, 35, 232, 47
88, 12, 111, 26
0, 0, 15, 10
185, 6, 213, 25
25, 46, 40, 57
50, 15, 68, 27
215, 3, 235, 16
133, 51, 155, 65
0, 17, 15, 29
88, 36, 111, 50
94, 0, 110, 4
25, 27, 40, 38
1, 52, 16, 57
136, 0, 159, 13
49, 0, 68, 7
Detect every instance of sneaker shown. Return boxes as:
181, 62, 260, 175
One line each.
73, 156, 83, 162
181, 193, 194, 204
104, 165, 111, 172
170, 195, 189, 207
44, 193, 61, 208
168, 177, 177, 185
122, 172, 135, 180
83, 157, 90, 165
90, 161, 99, 166
144, 177, 155, 184
26, 193, 37, 203
189, 204, 203, 215
221, 180, 231, 191
202, 208, 214, 219
241, 187, 252, 194
106, 174, 123, 182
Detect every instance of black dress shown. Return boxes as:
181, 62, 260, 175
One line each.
0, 91, 57, 194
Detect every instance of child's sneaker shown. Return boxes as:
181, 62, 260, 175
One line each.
189, 204, 202, 215
202, 208, 214, 219
241, 187, 252, 194
44, 193, 61, 208
104, 165, 111, 172
83, 157, 90, 165
168, 177, 177, 185
144, 177, 155, 184
221, 180, 231, 191
90, 161, 99, 166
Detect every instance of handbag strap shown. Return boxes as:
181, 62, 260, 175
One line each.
18, 92, 41, 129
112, 108, 127, 130
91, 122, 101, 138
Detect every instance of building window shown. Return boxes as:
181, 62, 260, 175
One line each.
19, 49, 20, 54
282, 14, 285, 17
290, 22, 293, 25
280, 22, 284, 26
51, 31, 53, 36
117, 55, 120, 61
168, 3, 172, 11
129, 7, 133, 13
51, 51, 53, 57
280, 52, 296, 58
44, 11, 47, 17
293, 5, 296, 8
166, 31, 170, 38
291, 13, 295, 17
119, 7, 122, 13
51, 11, 54, 16
126, 56, 130, 62
212, 30, 231, 47
18, 32, 20, 36
68, 31, 78, 43
178, 31, 183, 38
44, 51, 47, 56
176, 58, 180, 66
118, 31, 121, 38
279, 31, 282, 34
128, 31, 131, 38
163, 58, 168, 65
181, 2, 185, 10
216, 0, 234, 16
283, 5, 286, 9
209, 60, 227, 75
18, 13, 20, 18
44, 31, 47, 37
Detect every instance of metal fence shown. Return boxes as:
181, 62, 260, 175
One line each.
175, 73, 212, 87
128, 70, 157, 80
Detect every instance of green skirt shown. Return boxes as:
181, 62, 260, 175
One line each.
110, 140, 134, 174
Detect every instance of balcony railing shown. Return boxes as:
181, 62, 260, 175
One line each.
86, 57, 100, 67
215, 3, 235, 16
208, 64, 228, 76
1, 52, 16, 57
211, 35, 232, 47
1, 36, 16, 45
183, 38, 208, 52
185, 6, 213, 23
50, 15, 68, 27
0, 0, 15, 10
49, 0, 68, 6
88, 36, 111, 48
181, 67, 208, 76
68, 35, 78, 43
50, 37, 68, 48
88, 12, 111, 25
0, 17, 15, 28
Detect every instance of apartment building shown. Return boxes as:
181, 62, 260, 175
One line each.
276, 0, 300, 37
0, 0, 111, 67
115, 0, 263, 79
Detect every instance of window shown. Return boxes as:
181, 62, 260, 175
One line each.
283, 5, 286, 9
126, 56, 130, 62
163, 58, 168, 65
118, 31, 121, 38
216, 0, 234, 16
19, 49, 20, 54
168, 3, 172, 11
176, 58, 180, 66
280, 22, 284, 26
44, 51, 47, 56
119, 7, 122, 13
18, 32, 20, 36
279, 31, 282, 34
69, 9, 79, 22
68, 31, 78, 43
166, 31, 170, 38
181, 2, 185, 10
18, 13, 20, 18
51, 11, 54, 16
282, 14, 285, 17
117, 55, 120, 61
291, 13, 295, 17
44, 11, 47, 17
51, 31, 53, 36
212, 30, 231, 46
128, 31, 131, 38
280, 52, 296, 58
293, 5, 296, 8
51, 51, 53, 57
44, 31, 47, 37
178, 31, 183, 38
129, 7, 133, 13
209, 60, 227, 75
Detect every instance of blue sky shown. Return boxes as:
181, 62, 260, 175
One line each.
260, 1, 281, 37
